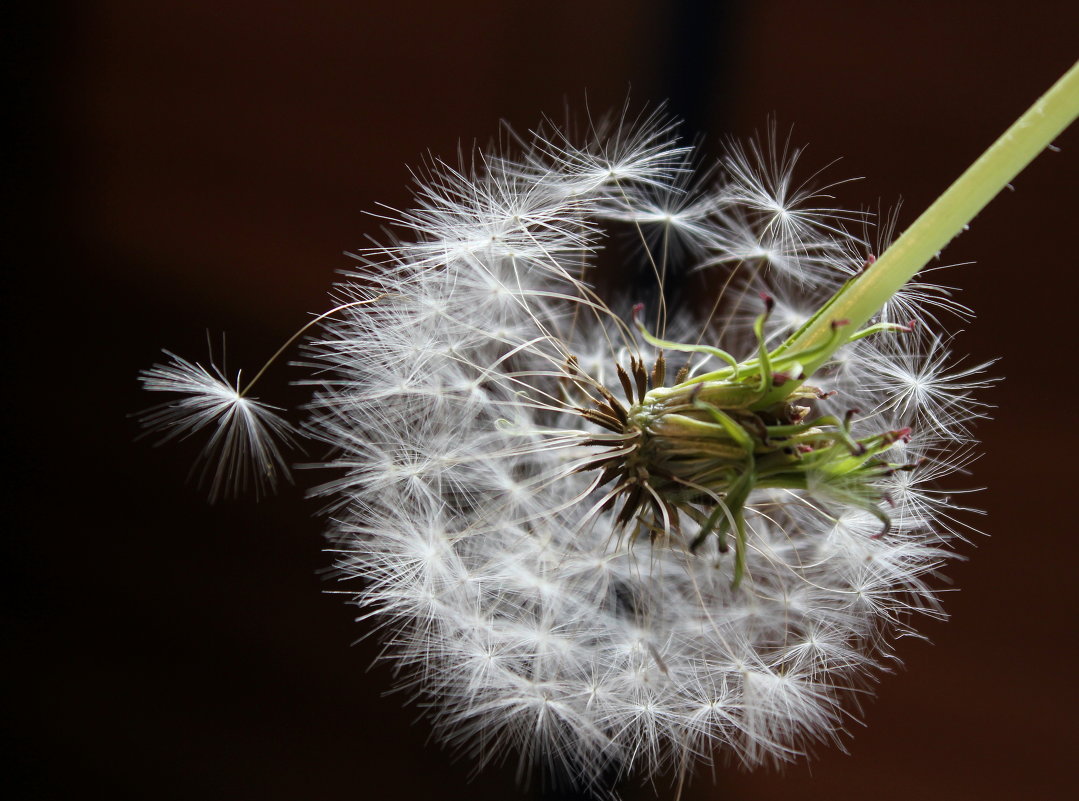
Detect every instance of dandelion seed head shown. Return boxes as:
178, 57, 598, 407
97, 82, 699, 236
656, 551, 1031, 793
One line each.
140, 108, 990, 792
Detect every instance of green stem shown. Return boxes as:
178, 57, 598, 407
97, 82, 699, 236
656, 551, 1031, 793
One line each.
764, 58, 1079, 404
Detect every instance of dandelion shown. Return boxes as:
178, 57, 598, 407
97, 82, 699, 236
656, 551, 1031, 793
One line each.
138, 64, 1079, 795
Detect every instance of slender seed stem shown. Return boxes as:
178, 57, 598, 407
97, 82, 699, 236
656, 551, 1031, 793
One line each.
762, 58, 1079, 404
239, 296, 386, 396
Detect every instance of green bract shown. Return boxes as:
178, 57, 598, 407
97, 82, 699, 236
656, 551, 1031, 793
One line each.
576, 299, 916, 586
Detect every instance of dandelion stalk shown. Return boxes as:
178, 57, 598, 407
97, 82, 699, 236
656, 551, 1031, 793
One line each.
765, 58, 1079, 402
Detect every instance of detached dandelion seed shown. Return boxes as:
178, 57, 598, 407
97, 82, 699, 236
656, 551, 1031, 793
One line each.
137, 62, 1079, 796
137, 351, 298, 501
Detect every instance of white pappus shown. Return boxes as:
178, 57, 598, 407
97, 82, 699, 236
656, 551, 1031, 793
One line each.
138, 108, 991, 794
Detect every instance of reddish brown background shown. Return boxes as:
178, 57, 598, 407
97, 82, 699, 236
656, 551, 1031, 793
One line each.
8, 2, 1079, 799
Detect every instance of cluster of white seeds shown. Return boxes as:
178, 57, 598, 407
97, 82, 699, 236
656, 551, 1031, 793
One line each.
140, 110, 990, 792
297, 112, 989, 788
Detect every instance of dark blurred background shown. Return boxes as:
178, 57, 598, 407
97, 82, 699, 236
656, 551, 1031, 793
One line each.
7, 2, 1078, 799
